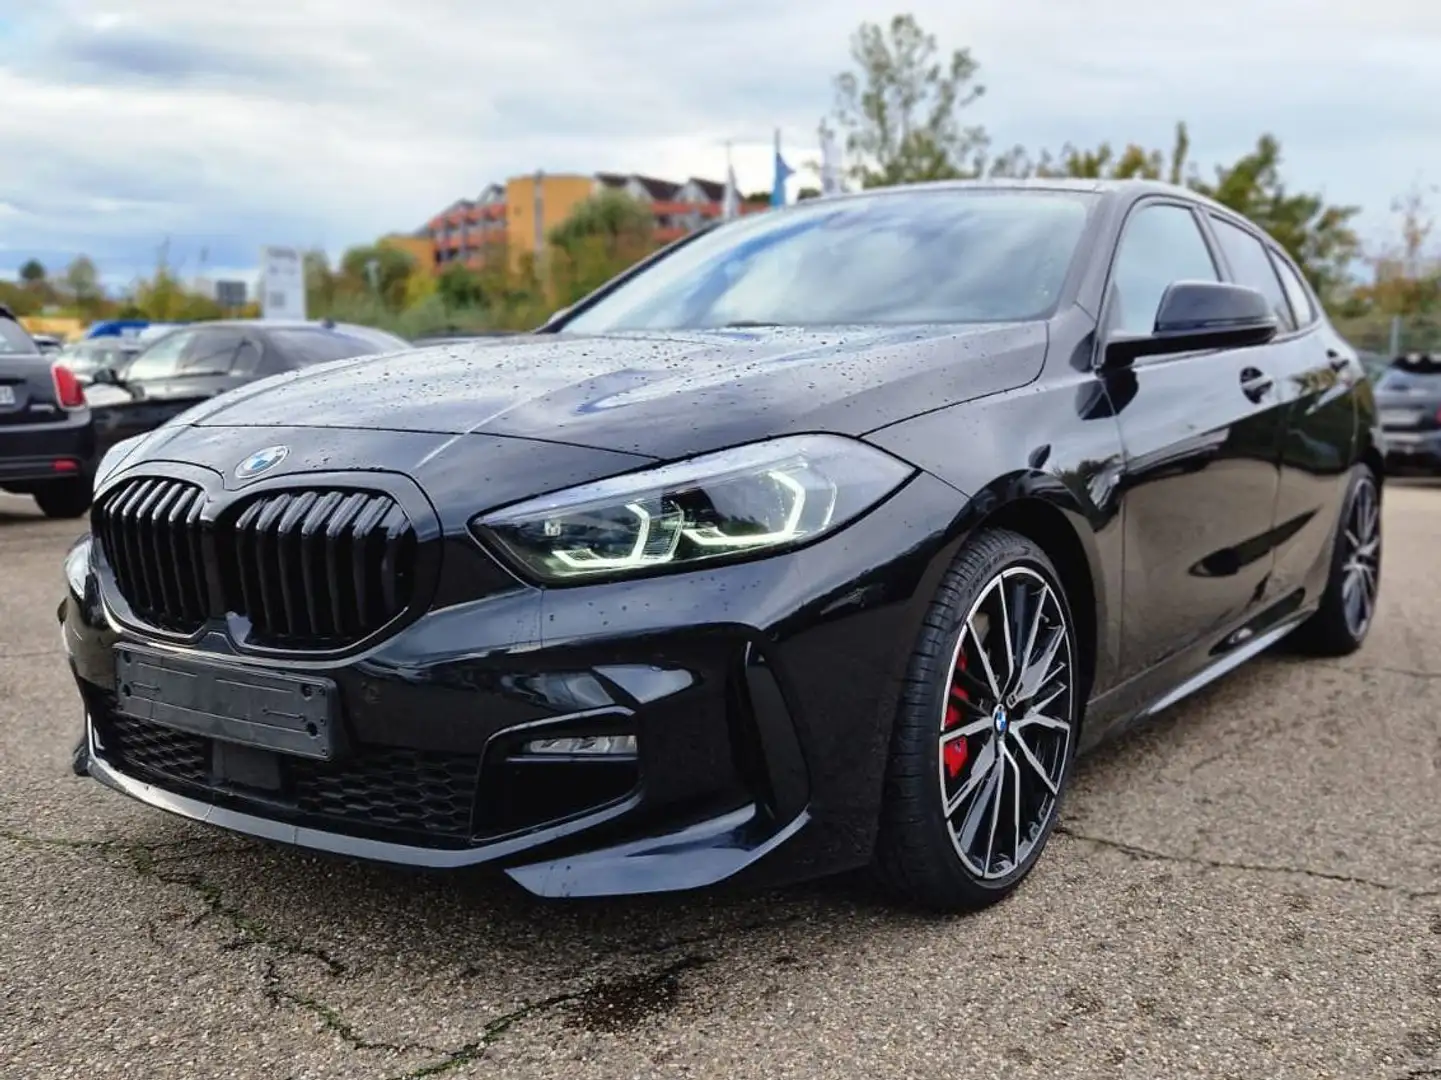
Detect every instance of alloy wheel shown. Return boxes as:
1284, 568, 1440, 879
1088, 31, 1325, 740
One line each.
1342, 477, 1381, 639
936, 566, 1073, 881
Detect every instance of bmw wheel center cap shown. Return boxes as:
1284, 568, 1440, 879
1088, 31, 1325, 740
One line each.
236, 445, 290, 480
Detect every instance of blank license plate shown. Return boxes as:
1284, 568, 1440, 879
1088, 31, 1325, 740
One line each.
0, 386, 14, 406
113, 645, 339, 760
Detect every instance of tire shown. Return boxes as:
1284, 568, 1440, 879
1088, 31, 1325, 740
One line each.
1290, 465, 1381, 657
33, 479, 92, 520
874, 528, 1081, 912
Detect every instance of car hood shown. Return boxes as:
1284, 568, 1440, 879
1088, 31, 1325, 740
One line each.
175, 325, 1047, 460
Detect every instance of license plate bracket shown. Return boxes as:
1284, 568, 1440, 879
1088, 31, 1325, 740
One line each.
114, 645, 339, 760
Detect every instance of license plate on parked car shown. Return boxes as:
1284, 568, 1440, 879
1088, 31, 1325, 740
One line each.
0, 386, 14, 407
1381, 408, 1423, 428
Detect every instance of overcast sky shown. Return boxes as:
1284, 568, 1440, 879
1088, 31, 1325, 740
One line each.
1, 0, 1437, 288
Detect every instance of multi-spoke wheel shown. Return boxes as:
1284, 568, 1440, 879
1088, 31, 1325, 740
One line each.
1292, 465, 1382, 657
875, 528, 1080, 911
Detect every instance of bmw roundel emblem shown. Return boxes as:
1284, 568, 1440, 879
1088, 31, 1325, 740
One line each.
235, 445, 290, 480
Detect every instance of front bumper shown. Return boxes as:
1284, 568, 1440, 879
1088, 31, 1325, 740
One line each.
65, 471, 966, 897
0, 411, 96, 486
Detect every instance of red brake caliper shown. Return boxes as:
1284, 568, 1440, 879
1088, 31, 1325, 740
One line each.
943, 650, 971, 779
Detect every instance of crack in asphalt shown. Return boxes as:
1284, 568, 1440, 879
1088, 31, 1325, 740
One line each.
2, 822, 729, 1076
1057, 825, 1440, 900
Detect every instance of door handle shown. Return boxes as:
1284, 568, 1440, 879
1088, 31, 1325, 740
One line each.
1239, 367, 1273, 402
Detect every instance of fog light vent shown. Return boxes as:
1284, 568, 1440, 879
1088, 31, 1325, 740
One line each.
522, 735, 637, 757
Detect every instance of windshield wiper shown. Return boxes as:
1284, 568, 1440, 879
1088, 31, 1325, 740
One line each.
718, 320, 783, 328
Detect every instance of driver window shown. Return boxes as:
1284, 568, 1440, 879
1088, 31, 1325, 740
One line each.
1108, 204, 1220, 338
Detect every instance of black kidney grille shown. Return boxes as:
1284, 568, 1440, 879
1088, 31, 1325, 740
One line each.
95, 477, 211, 633
222, 489, 417, 647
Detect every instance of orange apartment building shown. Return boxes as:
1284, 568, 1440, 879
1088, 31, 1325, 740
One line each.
415, 171, 765, 274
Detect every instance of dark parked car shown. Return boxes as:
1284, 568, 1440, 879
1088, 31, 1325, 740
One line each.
63, 181, 1381, 910
1374, 353, 1441, 472
85, 319, 409, 458
0, 305, 95, 518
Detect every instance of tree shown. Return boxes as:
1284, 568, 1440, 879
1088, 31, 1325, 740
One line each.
548, 190, 656, 305
64, 256, 102, 314
990, 122, 1359, 303
339, 243, 416, 312
1351, 181, 1441, 318
18, 259, 46, 284
796, 186, 822, 201
437, 264, 484, 309
1191, 135, 1360, 303
303, 249, 337, 316
986, 122, 1194, 183
832, 14, 988, 187
131, 267, 189, 320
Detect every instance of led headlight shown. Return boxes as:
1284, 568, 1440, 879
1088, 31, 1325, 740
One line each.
473, 435, 914, 583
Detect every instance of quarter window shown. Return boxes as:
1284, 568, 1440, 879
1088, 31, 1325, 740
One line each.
1208, 217, 1296, 333
1108, 204, 1220, 337
1270, 251, 1317, 328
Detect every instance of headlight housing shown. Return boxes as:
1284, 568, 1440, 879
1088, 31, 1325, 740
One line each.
64, 534, 93, 599
473, 434, 914, 583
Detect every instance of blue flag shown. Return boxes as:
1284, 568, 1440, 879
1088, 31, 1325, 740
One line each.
771, 129, 793, 207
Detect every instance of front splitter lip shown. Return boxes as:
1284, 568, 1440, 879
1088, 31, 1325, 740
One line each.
82, 723, 811, 897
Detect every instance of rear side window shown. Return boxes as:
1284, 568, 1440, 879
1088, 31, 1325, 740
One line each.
1208, 217, 1295, 333
268, 329, 375, 366
1108, 203, 1220, 337
1269, 252, 1317, 327
0, 318, 38, 354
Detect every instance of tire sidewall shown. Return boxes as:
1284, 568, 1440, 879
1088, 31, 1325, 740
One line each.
905, 533, 1081, 897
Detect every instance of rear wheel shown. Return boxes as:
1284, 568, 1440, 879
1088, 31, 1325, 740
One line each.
1291, 465, 1381, 656
33, 479, 92, 519
875, 528, 1080, 912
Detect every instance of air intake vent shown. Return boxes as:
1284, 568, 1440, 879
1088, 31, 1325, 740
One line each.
94, 478, 211, 633
220, 489, 417, 647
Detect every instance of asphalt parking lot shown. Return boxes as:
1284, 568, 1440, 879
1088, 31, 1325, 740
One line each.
1, 486, 1438, 1080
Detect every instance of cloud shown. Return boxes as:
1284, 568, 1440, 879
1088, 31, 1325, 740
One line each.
0, 0, 1438, 284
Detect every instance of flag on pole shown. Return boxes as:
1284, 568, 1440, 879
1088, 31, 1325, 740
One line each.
721, 143, 740, 221
771, 129, 794, 208
819, 122, 843, 197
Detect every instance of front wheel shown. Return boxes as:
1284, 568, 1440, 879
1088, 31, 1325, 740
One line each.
33, 479, 92, 520
1291, 465, 1381, 656
874, 528, 1081, 912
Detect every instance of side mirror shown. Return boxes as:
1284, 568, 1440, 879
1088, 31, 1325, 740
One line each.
90, 367, 118, 386
1104, 281, 1278, 368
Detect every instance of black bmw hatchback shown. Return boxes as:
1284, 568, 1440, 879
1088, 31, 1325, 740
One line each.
62, 181, 1382, 911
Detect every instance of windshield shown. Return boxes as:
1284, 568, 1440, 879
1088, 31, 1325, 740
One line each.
560, 188, 1096, 334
